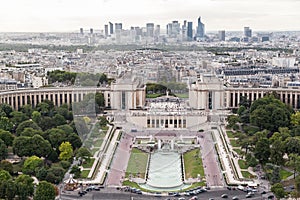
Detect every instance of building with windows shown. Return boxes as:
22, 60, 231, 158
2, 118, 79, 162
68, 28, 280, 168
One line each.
146, 23, 154, 37
187, 22, 193, 41
244, 27, 252, 38
109, 22, 113, 34
196, 17, 205, 38
218, 30, 225, 41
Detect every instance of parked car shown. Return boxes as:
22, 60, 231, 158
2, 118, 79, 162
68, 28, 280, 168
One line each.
221, 194, 228, 198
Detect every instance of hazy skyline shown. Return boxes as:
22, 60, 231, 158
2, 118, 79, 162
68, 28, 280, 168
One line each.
1, 0, 300, 32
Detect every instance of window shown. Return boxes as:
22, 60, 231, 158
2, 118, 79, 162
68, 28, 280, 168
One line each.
121, 91, 126, 110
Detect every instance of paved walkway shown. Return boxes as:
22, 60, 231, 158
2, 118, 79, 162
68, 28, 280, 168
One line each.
213, 125, 258, 186
199, 132, 224, 188
106, 133, 134, 186
81, 128, 120, 184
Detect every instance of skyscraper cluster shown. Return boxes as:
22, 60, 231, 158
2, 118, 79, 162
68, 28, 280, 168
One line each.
78, 17, 263, 43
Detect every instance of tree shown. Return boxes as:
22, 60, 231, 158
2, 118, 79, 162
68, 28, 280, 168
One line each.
34, 181, 56, 200
254, 137, 270, 164
95, 92, 105, 108
15, 174, 34, 200
5, 179, 16, 200
286, 153, 300, 179
67, 133, 82, 150
57, 124, 74, 135
36, 167, 48, 181
30, 135, 52, 158
98, 116, 108, 127
10, 111, 29, 127
56, 107, 72, 121
0, 160, 13, 175
0, 129, 14, 146
0, 139, 8, 161
245, 154, 258, 167
0, 169, 11, 182
295, 176, 300, 198
31, 111, 42, 124
13, 136, 31, 157
38, 116, 56, 131
22, 156, 43, 176
0, 117, 13, 132
45, 167, 65, 184
59, 142, 73, 161
271, 183, 286, 199
16, 120, 41, 136
226, 115, 240, 128
19, 104, 33, 118
0, 104, 12, 117
250, 95, 292, 132
270, 138, 285, 166
47, 128, 67, 149
291, 111, 300, 126
285, 137, 300, 155
20, 127, 44, 137
76, 147, 92, 162
70, 165, 81, 179
52, 114, 67, 127
36, 102, 52, 116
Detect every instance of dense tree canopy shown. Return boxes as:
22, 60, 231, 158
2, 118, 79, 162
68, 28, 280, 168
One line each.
34, 181, 56, 200
0, 130, 14, 147
250, 95, 293, 132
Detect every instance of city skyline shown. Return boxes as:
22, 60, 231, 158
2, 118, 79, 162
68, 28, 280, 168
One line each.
1, 0, 300, 32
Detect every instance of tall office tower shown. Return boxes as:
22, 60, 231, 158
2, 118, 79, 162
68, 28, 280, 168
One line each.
80, 28, 84, 35
104, 25, 108, 36
187, 22, 193, 41
218, 30, 226, 41
90, 28, 93, 34
182, 20, 187, 40
172, 21, 180, 36
244, 27, 252, 37
155, 25, 160, 37
166, 23, 172, 36
196, 16, 205, 38
115, 23, 122, 31
109, 22, 113, 34
146, 23, 155, 37
135, 27, 143, 36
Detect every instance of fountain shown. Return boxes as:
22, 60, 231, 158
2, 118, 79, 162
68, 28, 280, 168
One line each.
139, 140, 190, 191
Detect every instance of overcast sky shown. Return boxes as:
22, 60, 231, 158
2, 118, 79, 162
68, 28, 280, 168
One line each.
1, 0, 300, 32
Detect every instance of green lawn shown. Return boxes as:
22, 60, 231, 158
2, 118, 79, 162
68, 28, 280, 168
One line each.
183, 149, 205, 179
234, 149, 243, 156
82, 158, 95, 168
241, 171, 252, 179
94, 139, 104, 147
175, 93, 189, 98
280, 169, 293, 180
226, 131, 235, 138
126, 148, 148, 178
238, 159, 248, 169
123, 180, 141, 188
230, 139, 240, 147
146, 93, 163, 98
91, 148, 99, 155
81, 170, 90, 178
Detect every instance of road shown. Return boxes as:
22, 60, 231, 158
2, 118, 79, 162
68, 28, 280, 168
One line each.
60, 188, 270, 200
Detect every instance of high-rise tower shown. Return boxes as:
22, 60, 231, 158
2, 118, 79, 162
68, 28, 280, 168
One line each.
187, 22, 193, 41
109, 22, 113, 34
218, 30, 225, 41
196, 17, 205, 38
244, 27, 252, 37
146, 23, 154, 37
